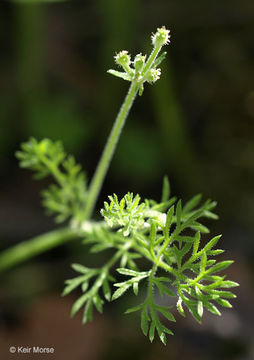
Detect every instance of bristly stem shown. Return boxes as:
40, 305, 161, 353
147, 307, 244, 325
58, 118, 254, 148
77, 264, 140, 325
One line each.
142, 45, 161, 76
82, 28, 171, 220
82, 81, 139, 220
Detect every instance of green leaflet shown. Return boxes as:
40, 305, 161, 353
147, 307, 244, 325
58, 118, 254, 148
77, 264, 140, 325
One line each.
176, 298, 185, 317
107, 69, 132, 81
154, 51, 167, 67
124, 304, 144, 314
112, 269, 150, 300
62, 183, 238, 343
182, 194, 202, 214
152, 277, 175, 297
101, 193, 146, 236
161, 176, 170, 202
16, 138, 87, 223
129, 300, 175, 345
141, 306, 150, 336
112, 283, 132, 300
63, 265, 114, 323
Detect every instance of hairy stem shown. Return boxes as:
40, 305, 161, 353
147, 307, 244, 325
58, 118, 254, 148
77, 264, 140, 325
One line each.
0, 228, 80, 273
148, 264, 157, 300
103, 246, 126, 271
83, 81, 139, 220
142, 45, 161, 76
39, 153, 66, 186
157, 259, 179, 278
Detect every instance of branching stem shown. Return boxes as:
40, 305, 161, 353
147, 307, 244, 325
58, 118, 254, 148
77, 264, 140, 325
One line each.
142, 45, 161, 76
39, 153, 65, 186
104, 240, 133, 271
148, 264, 157, 300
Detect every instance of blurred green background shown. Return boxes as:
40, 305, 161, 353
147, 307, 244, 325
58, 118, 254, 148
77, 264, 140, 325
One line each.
0, 0, 253, 359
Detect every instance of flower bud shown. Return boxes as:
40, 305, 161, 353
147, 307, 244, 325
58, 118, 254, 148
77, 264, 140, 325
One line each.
151, 26, 170, 47
114, 50, 131, 67
145, 68, 161, 83
134, 53, 146, 72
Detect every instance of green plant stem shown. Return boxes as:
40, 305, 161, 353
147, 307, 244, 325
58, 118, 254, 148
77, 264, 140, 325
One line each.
0, 228, 80, 273
158, 260, 179, 277
39, 153, 66, 186
104, 244, 130, 271
148, 264, 157, 298
83, 81, 139, 220
142, 45, 161, 75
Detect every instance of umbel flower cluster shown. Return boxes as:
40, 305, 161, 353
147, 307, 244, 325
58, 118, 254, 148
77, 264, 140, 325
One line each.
13, 27, 238, 345
108, 26, 170, 95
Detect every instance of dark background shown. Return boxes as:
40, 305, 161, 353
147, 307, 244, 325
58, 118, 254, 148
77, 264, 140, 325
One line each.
0, 0, 253, 359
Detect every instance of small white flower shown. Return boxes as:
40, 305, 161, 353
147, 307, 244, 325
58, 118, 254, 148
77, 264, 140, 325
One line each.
146, 68, 161, 83
114, 50, 131, 67
151, 26, 171, 47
